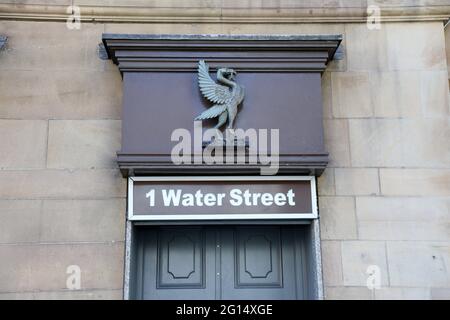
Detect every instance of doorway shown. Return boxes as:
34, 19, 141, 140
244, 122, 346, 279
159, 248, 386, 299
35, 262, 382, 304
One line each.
128, 225, 318, 300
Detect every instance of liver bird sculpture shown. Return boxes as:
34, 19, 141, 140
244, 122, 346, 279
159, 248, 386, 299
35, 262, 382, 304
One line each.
195, 60, 245, 129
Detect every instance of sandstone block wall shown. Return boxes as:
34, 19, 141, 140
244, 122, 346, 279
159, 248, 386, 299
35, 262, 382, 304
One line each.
0, 6, 449, 299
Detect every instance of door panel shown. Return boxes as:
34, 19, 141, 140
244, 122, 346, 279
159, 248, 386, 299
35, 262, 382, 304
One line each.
139, 227, 217, 299
157, 228, 205, 288
221, 227, 304, 300
235, 228, 283, 288
134, 226, 306, 300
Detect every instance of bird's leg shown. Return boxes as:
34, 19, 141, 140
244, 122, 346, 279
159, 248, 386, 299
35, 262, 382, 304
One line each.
215, 112, 228, 129
227, 116, 234, 129
211, 112, 228, 146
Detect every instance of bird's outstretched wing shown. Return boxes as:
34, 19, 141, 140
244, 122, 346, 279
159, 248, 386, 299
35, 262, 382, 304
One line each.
195, 104, 227, 120
198, 60, 232, 104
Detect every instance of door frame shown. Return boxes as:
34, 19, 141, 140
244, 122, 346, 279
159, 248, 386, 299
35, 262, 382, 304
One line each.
123, 219, 323, 300
122, 176, 324, 300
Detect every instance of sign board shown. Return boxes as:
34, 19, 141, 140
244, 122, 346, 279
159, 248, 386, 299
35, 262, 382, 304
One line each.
128, 176, 317, 221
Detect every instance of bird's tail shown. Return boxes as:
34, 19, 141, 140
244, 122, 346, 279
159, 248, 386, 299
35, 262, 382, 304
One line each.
195, 104, 227, 120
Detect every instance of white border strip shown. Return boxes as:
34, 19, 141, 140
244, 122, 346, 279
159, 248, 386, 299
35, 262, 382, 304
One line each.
128, 176, 317, 221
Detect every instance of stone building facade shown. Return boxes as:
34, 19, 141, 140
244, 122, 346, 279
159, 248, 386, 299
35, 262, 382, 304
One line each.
0, 1, 449, 299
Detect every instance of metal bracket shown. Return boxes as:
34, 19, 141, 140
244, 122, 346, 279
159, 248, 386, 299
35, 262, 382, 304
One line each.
0, 36, 7, 50
97, 42, 108, 60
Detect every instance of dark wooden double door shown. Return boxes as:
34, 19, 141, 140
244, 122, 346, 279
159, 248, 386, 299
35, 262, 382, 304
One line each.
133, 226, 307, 300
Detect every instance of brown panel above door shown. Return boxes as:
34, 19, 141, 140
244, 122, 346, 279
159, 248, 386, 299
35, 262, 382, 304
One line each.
103, 34, 342, 176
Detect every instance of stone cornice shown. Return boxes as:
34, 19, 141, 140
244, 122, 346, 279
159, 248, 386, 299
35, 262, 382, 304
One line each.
102, 33, 342, 73
0, 3, 449, 23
